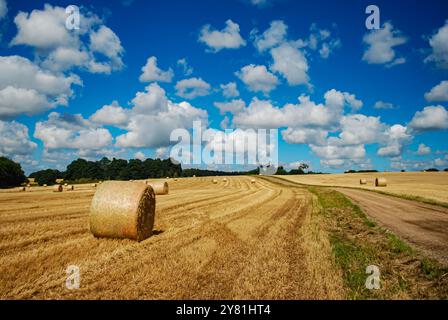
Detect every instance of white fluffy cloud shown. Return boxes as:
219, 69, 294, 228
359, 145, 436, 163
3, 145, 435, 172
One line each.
177, 58, 193, 76
0, 120, 37, 157
377, 124, 411, 157
34, 112, 113, 150
425, 80, 448, 102
90, 101, 129, 126
425, 21, 448, 69
199, 19, 246, 52
220, 82, 240, 98
252, 20, 288, 52
0, 0, 7, 20
374, 101, 395, 109
408, 105, 448, 132
270, 43, 309, 86
282, 128, 328, 145
362, 22, 407, 66
139, 56, 174, 83
115, 83, 208, 148
416, 143, 431, 156
11, 4, 124, 74
175, 77, 211, 99
214, 99, 246, 115
0, 55, 82, 118
236, 64, 279, 94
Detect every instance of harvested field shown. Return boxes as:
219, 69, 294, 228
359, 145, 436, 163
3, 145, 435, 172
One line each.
0, 176, 446, 299
281, 172, 448, 205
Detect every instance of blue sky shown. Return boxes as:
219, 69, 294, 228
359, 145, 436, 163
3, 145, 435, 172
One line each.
0, 0, 447, 174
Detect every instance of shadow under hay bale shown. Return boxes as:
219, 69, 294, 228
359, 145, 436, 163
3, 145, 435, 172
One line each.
90, 181, 156, 241
375, 177, 387, 187
145, 181, 169, 195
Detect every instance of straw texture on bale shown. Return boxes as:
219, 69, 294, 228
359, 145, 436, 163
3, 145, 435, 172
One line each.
53, 185, 63, 192
146, 181, 169, 195
375, 178, 387, 187
90, 181, 156, 241
360, 179, 367, 185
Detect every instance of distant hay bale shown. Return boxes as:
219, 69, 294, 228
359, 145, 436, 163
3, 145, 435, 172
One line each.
43, 184, 47, 187
26, 184, 31, 188
64, 183, 68, 186
66, 185, 74, 191
174, 178, 178, 181
19, 186, 26, 192
92, 183, 97, 188
89, 181, 156, 241
193, 175, 196, 178
375, 178, 387, 187
212, 179, 218, 184
146, 181, 169, 195
360, 179, 367, 185
251, 179, 256, 184
223, 178, 228, 182
53, 185, 63, 192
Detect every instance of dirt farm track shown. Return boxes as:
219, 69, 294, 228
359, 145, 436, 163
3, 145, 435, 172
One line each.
1, 175, 447, 299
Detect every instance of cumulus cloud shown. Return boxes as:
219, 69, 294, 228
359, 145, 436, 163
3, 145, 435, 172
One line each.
408, 105, 448, 132
0, 120, 37, 157
425, 80, 448, 102
177, 58, 193, 76
236, 64, 279, 94
425, 21, 448, 69
416, 143, 431, 156
11, 4, 124, 74
270, 43, 309, 86
252, 20, 288, 52
0, 55, 82, 119
175, 77, 211, 99
220, 82, 240, 98
199, 19, 246, 52
139, 56, 174, 83
89, 101, 129, 126
281, 128, 328, 145
377, 125, 411, 157
34, 112, 113, 150
362, 22, 407, 65
214, 99, 246, 115
134, 151, 145, 160
115, 83, 208, 148
0, 0, 7, 20
374, 100, 395, 109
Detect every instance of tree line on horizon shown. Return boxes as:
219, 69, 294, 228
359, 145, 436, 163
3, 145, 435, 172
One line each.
1, 156, 446, 188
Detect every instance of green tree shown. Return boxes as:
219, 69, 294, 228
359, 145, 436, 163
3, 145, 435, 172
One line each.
0, 157, 27, 188
30, 169, 61, 186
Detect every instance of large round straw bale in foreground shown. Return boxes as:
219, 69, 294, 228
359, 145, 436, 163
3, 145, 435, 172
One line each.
145, 181, 169, 195
53, 185, 63, 192
90, 181, 156, 241
359, 179, 367, 185
375, 178, 387, 187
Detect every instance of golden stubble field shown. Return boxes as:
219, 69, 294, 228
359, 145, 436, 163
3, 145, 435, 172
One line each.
0, 176, 344, 299
281, 171, 448, 205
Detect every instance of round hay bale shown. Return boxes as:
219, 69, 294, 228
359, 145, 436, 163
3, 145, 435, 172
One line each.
43, 184, 47, 187
359, 179, 367, 185
193, 175, 196, 178
19, 186, 26, 192
27, 184, 31, 188
223, 178, 228, 182
64, 183, 68, 186
89, 181, 156, 241
66, 185, 74, 191
251, 179, 256, 184
91, 183, 97, 188
174, 178, 178, 181
53, 185, 63, 192
375, 178, 387, 187
212, 179, 218, 184
146, 181, 169, 195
